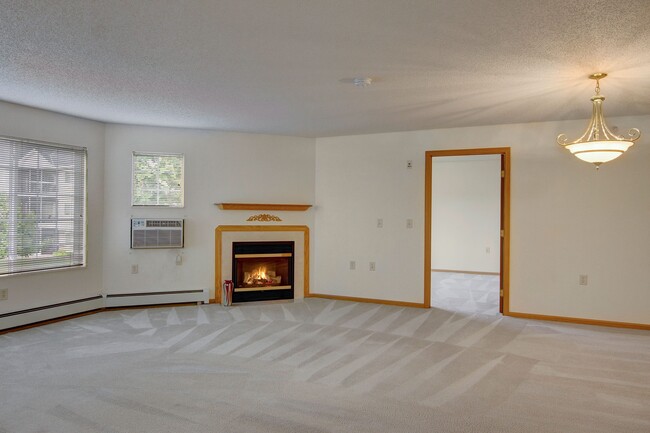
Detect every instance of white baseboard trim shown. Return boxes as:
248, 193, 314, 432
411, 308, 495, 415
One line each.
0, 289, 210, 331
104, 289, 209, 308
0, 295, 104, 331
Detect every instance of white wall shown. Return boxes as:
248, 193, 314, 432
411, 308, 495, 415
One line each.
0, 101, 105, 313
103, 125, 315, 300
314, 115, 650, 324
431, 155, 501, 273
2, 99, 648, 326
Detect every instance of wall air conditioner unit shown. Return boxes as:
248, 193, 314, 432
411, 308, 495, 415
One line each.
131, 218, 184, 249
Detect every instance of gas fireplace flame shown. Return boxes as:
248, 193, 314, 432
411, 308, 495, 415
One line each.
245, 267, 272, 285
243, 266, 282, 286
253, 267, 267, 281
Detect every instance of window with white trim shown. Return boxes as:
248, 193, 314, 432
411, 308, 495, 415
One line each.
132, 152, 184, 207
0, 136, 86, 275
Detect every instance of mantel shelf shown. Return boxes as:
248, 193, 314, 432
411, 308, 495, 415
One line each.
215, 203, 312, 211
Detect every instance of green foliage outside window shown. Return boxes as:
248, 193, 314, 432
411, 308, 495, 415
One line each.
0, 198, 40, 259
16, 205, 38, 257
132, 153, 184, 207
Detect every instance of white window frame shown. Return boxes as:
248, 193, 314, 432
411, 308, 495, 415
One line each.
131, 151, 184, 207
0, 135, 87, 276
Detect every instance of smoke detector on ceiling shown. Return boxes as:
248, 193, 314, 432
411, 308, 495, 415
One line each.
352, 77, 373, 87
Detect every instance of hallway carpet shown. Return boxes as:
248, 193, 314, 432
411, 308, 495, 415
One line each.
430, 272, 500, 315
1, 299, 648, 432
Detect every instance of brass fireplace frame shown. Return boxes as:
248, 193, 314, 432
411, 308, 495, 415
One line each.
214, 225, 310, 303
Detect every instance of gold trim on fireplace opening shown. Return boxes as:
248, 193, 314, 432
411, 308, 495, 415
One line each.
234, 253, 293, 258
235, 285, 292, 292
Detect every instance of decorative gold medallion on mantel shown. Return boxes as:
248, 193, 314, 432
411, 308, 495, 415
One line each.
246, 214, 282, 222
215, 203, 312, 211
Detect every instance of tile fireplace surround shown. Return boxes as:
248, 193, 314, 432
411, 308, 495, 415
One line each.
214, 225, 309, 303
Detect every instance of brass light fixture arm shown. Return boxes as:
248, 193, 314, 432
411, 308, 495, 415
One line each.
557, 73, 641, 147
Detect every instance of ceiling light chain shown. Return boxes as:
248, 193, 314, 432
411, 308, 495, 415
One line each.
557, 72, 641, 169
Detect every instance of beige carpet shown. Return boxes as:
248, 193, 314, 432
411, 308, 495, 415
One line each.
431, 272, 500, 315
0, 299, 648, 432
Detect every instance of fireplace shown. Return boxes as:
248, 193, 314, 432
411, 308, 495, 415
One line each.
231, 241, 294, 303
215, 225, 309, 303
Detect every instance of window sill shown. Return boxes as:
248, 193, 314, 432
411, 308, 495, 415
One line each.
0, 264, 87, 278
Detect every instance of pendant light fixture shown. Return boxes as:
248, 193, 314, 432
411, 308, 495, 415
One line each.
557, 73, 640, 169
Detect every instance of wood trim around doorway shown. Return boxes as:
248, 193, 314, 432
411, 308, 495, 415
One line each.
424, 147, 511, 313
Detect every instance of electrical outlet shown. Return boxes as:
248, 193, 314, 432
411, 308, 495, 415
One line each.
406, 218, 413, 229
0, 288, 7, 301
407, 160, 413, 169
377, 218, 383, 228
131, 264, 139, 274
369, 262, 376, 271
579, 274, 588, 286
349, 260, 356, 270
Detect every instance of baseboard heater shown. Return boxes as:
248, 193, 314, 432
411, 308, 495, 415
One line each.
104, 289, 209, 308
0, 290, 209, 331
0, 295, 105, 331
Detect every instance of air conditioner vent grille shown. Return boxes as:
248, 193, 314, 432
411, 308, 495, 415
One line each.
146, 220, 182, 228
131, 218, 184, 249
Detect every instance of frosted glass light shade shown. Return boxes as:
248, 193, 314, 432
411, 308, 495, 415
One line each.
565, 140, 634, 164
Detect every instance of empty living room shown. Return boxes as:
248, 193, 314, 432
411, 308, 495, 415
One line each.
0, 1, 649, 432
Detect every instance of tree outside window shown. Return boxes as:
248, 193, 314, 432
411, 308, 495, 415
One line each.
132, 152, 184, 207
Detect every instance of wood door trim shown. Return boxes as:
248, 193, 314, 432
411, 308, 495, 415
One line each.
507, 311, 650, 330
424, 147, 511, 313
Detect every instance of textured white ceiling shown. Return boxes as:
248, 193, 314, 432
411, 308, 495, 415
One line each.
1, 0, 649, 137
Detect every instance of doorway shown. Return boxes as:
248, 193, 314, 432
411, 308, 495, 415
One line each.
424, 148, 510, 314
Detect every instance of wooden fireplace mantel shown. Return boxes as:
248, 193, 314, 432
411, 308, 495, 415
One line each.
215, 203, 312, 211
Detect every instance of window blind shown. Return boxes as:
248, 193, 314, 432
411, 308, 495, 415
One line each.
132, 152, 184, 207
0, 136, 86, 275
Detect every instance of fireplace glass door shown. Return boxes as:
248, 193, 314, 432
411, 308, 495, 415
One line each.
232, 241, 294, 302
